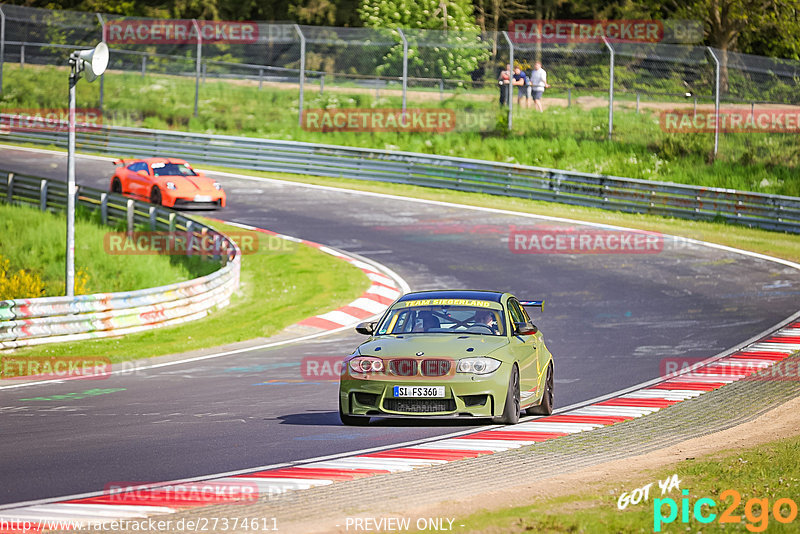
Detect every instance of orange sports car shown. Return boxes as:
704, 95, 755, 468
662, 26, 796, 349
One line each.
110, 157, 226, 209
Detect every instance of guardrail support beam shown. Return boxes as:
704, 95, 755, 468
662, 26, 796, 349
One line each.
100, 193, 108, 225
6, 172, 14, 203
39, 179, 47, 211
126, 199, 135, 236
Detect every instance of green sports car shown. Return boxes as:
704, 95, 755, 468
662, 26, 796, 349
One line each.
339, 290, 554, 425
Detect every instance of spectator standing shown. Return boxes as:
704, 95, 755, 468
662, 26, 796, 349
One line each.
498, 64, 511, 107
512, 66, 530, 109
529, 61, 550, 112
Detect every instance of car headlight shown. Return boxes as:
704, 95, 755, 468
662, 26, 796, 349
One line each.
457, 357, 501, 375
165, 181, 177, 190
349, 356, 384, 374
213, 182, 223, 190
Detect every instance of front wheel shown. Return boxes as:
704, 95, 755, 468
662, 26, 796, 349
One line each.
150, 186, 162, 206
339, 396, 370, 426
493, 364, 520, 425
527, 363, 554, 416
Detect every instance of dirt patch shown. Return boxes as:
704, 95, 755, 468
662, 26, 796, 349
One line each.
284, 393, 800, 533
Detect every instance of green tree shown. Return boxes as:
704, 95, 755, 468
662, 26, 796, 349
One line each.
359, 0, 489, 80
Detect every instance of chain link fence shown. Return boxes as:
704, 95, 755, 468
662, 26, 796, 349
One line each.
1, 4, 800, 160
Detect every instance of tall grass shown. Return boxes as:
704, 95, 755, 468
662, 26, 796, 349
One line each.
0, 202, 216, 297
2, 64, 798, 197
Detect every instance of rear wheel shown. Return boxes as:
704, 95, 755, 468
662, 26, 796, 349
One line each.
494, 364, 520, 425
527, 363, 554, 416
111, 178, 122, 194
150, 186, 162, 206
339, 396, 370, 426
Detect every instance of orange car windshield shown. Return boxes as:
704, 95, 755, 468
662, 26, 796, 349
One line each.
151, 163, 198, 177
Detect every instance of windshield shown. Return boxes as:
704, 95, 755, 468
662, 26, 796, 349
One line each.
376, 304, 505, 336
151, 162, 198, 177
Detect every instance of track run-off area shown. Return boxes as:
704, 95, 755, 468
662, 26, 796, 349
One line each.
1, 145, 799, 510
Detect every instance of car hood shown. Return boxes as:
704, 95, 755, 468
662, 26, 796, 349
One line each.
157, 175, 215, 190
357, 334, 509, 359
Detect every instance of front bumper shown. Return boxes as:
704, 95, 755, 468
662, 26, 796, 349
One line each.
339, 364, 511, 419
164, 191, 226, 209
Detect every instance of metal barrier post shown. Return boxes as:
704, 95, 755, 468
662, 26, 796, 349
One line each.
502, 31, 513, 131
149, 206, 157, 230
100, 193, 108, 224
192, 19, 201, 118
602, 36, 614, 140
636, 92, 639, 113
141, 56, 146, 78
126, 198, 134, 236
294, 24, 305, 127
168, 212, 176, 232
20, 44, 24, 68
397, 28, 408, 113
320, 73, 324, 95
258, 68, 263, 89
0, 7, 5, 94
707, 47, 720, 157
39, 179, 47, 211
6, 172, 13, 203
568, 88, 572, 108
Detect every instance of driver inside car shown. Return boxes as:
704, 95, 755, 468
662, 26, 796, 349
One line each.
473, 309, 499, 334
413, 311, 440, 332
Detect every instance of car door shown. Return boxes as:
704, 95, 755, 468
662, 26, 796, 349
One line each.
507, 298, 539, 402
126, 162, 150, 197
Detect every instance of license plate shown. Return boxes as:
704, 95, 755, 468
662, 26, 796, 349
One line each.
393, 386, 445, 398
194, 195, 212, 202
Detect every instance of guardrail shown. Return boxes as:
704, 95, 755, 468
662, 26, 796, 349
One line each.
2, 116, 800, 233
0, 170, 240, 349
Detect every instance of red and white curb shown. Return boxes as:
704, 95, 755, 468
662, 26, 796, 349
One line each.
1, 320, 797, 530
223, 221, 406, 332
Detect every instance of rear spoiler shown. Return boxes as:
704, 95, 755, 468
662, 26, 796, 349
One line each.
519, 300, 544, 311
113, 158, 135, 166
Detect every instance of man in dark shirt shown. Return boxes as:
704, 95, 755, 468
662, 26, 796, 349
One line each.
512, 66, 530, 109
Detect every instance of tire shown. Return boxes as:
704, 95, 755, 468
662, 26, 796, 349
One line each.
339, 396, 370, 426
494, 364, 520, 425
150, 186, 162, 206
527, 362, 554, 416
111, 178, 122, 194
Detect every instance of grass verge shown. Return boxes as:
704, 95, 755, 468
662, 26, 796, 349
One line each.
447, 434, 800, 533
6, 217, 371, 361
0, 202, 215, 299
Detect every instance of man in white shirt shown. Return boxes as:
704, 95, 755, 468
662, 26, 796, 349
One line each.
529, 62, 550, 112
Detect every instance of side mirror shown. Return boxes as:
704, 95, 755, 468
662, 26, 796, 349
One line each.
355, 321, 376, 335
136, 169, 149, 177
515, 322, 538, 335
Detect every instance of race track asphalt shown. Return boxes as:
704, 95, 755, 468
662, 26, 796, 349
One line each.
1, 146, 798, 505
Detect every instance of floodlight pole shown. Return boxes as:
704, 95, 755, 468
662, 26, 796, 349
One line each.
397, 28, 408, 113
66, 55, 79, 297
0, 7, 5, 95
502, 31, 513, 131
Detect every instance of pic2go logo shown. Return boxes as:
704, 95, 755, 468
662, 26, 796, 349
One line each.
654, 489, 798, 532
